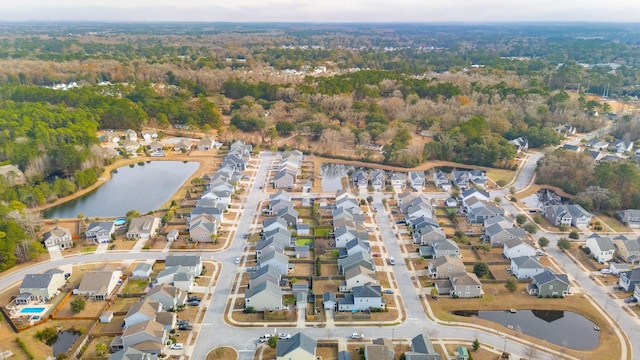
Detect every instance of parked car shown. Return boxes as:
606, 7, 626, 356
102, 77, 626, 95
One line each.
382, 289, 394, 294
613, 286, 624, 291
187, 300, 200, 306
177, 319, 189, 325
246, 266, 257, 272
600, 268, 612, 274
170, 343, 184, 350
178, 324, 193, 331
624, 297, 638, 303
396, 220, 406, 225
259, 334, 272, 342
278, 333, 291, 340
351, 332, 364, 339
235, 257, 241, 264
372, 253, 381, 257
388, 257, 396, 265
188, 296, 201, 302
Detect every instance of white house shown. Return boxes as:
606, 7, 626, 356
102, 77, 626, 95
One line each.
337, 284, 384, 311
510, 256, 544, 279
503, 239, 537, 259
586, 234, 616, 263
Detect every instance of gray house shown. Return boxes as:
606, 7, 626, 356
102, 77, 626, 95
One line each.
408, 333, 441, 360
528, 269, 570, 297
545, 204, 592, 229
276, 332, 317, 360
616, 209, 640, 229
619, 268, 640, 292
244, 281, 283, 311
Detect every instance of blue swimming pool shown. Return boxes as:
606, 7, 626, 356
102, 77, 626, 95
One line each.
20, 307, 45, 314
114, 218, 126, 226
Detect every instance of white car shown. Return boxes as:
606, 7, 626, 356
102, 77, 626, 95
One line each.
351, 332, 364, 339
259, 334, 272, 342
278, 333, 291, 340
170, 343, 184, 350
234, 257, 241, 264
388, 257, 396, 265
600, 268, 612, 274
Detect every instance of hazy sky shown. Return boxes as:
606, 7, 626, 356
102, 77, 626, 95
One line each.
1, 0, 639, 22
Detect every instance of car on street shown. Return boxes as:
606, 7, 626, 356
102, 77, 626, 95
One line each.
396, 220, 406, 225
278, 333, 291, 339
259, 334, 272, 342
600, 268, 612, 274
351, 332, 364, 339
235, 257, 241, 264
388, 257, 396, 265
170, 343, 184, 350
624, 297, 638, 303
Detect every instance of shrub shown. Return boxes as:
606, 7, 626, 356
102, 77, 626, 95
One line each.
505, 277, 518, 293
473, 262, 489, 278
569, 231, 580, 239
70, 297, 86, 314
558, 238, 571, 251
516, 214, 527, 225
524, 222, 537, 234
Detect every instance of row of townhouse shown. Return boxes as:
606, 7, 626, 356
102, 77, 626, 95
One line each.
433, 169, 487, 191
352, 169, 429, 191
273, 150, 304, 189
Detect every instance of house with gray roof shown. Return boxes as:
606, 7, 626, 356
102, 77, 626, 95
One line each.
370, 169, 386, 191
352, 170, 369, 189
408, 171, 426, 190
390, 172, 406, 189
86, 221, 115, 243
249, 265, 281, 289
263, 217, 288, 233
503, 239, 537, 259
545, 204, 592, 229
436, 272, 483, 298
619, 268, 640, 292
269, 199, 294, 215
256, 237, 286, 260
343, 265, 377, 291
127, 216, 161, 239
109, 347, 159, 360
612, 236, 640, 264
113, 319, 167, 354
245, 280, 283, 311
274, 169, 296, 189
485, 223, 526, 247
338, 251, 375, 274
365, 338, 394, 360
262, 228, 291, 247
276, 332, 317, 360
612, 139, 633, 153
147, 284, 186, 311
466, 202, 504, 224
277, 207, 298, 227
528, 269, 570, 297
616, 209, 640, 229
165, 255, 203, 278
19, 269, 66, 302
586, 234, 616, 263
42, 226, 73, 250
409, 333, 441, 360
510, 256, 544, 279
74, 267, 123, 300
342, 238, 371, 257
258, 251, 289, 275
338, 284, 384, 311
413, 225, 446, 246
563, 144, 581, 152
132, 263, 153, 280
433, 171, 451, 191
123, 298, 164, 328
323, 292, 337, 310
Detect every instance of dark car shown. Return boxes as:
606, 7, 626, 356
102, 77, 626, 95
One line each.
178, 324, 193, 330
624, 297, 638, 303
396, 220, 406, 225
188, 296, 201, 302
187, 300, 200, 306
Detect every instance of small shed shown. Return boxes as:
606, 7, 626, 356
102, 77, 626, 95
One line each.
167, 229, 179, 242
297, 224, 311, 236
100, 311, 114, 323
457, 346, 469, 359
295, 245, 310, 259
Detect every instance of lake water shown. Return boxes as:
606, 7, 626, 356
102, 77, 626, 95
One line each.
452, 310, 599, 350
49, 330, 81, 357
320, 163, 354, 191
44, 161, 198, 219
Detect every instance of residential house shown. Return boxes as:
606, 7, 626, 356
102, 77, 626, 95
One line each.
390, 172, 406, 190
270, 189, 292, 202
189, 206, 224, 225
86, 221, 116, 243
126, 216, 161, 239
421, 238, 461, 259
116, 320, 167, 354
141, 129, 157, 142
277, 207, 298, 227
408, 333, 441, 360
461, 188, 490, 206
197, 137, 216, 151
433, 171, 451, 191
42, 226, 73, 250
503, 239, 537, 259
555, 124, 576, 136
612, 235, 640, 264
466, 202, 504, 224
352, 170, 369, 189
19, 269, 66, 302
74, 267, 122, 300
270, 199, 294, 215
189, 213, 218, 242
274, 169, 296, 189
343, 265, 378, 291
485, 223, 526, 247
147, 284, 187, 311
545, 204, 592, 229
301, 179, 312, 193
509, 137, 529, 153
335, 196, 361, 212
634, 286, 640, 302
258, 251, 289, 275
468, 169, 488, 188
612, 139, 633, 153
164, 255, 203, 279
123, 298, 164, 328
428, 256, 465, 279
584, 149, 604, 162
586, 138, 609, 150
586, 234, 616, 263
263, 217, 288, 233
338, 284, 384, 311
619, 268, 640, 292
173, 139, 193, 152
244, 280, 283, 311
563, 144, 581, 152
616, 209, 640, 229
263, 228, 291, 247
444, 197, 459, 208
338, 251, 375, 274
527, 269, 570, 297
123, 129, 138, 141
249, 265, 281, 289
154, 265, 193, 292
436, 272, 483, 298
510, 256, 544, 279
148, 140, 164, 154
450, 170, 471, 190
370, 169, 386, 191
408, 171, 426, 191
256, 237, 286, 260
342, 238, 371, 258
276, 332, 317, 360
365, 338, 394, 360
123, 139, 140, 154
297, 223, 311, 236
132, 263, 153, 280
323, 292, 337, 310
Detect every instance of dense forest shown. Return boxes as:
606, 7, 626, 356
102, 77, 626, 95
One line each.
0, 22, 640, 271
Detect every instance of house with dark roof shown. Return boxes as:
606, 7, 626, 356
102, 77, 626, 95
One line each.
109, 347, 159, 360
545, 204, 592, 229
147, 284, 187, 311
258, 251, 289, 275
527, 269, 570, 297
508, 137, 529, 153
132, 263, 153, 280
619, 268, 640, 292
277, 207, 298, 227
276, 332, 317, 360
86, 221, 115, 243
365, 338, 394, 360
390, 172, 406, 189
616, 209, 640, 229
433, 171, 451, 191
165, 255, 203, 279
323, 291, 337, 310
74, 267, 122, 301
408, 171, 426, 190
338, 251, 375, 274
352, 170, 369, 189
408, 333, 441, 360
343, 265, 377, 291
19, 269, 66, 302
249, 265, 281, 289
127, 216, 161, 239
563, 144, 581, 152
370, 169, 386, 191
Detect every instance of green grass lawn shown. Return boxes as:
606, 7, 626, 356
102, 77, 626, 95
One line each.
296, 238, 314, 246
315, 227, 331, 237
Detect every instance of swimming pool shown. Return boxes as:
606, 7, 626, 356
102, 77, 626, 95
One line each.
114, 218, 126, 226
20, 307, 45, 314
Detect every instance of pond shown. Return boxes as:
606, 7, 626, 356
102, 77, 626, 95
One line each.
44, 161, 199, 219
451, 310, 599, 350
320, 163, 354, 191
48, 330, 81, 357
